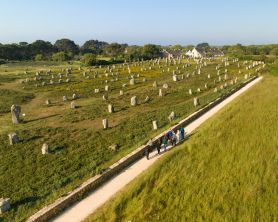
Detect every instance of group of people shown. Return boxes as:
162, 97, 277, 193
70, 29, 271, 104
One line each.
145, 127, 185, 160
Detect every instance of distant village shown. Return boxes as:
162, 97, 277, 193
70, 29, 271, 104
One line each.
162, 47, 224, 59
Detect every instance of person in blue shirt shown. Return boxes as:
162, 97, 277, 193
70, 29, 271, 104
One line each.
180, 127, 185, 141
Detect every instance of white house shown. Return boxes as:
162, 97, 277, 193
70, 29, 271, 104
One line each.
186, 48, 206, 58
186, 47, 224, 58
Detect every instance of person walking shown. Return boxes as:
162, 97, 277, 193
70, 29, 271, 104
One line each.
162, 134, 168, 152
180, 127, 185, 141
171, 132, 177, 147
146, 139, 154, 160
145, 146, 150, 160
176, 129, 180, 144
156, 138, 161, 155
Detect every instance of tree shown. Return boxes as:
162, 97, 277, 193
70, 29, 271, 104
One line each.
142, 44, 162, 59
81, 40, 108, 55
52, 52, 69, 61
35, 54, 43, 61
225, 44, 245, 56
196, 42, 210, 49
19, 42, 28, 46
82, 53, 97, 66
104, 43, 126, 57
170, 44, 184, 50
54, 39, 79, 55
124, 46, 143, 61
29, 40, 55, 58
270, 47, 278, 56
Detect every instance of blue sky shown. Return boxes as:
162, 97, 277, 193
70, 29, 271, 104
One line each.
0, 0, 277, 46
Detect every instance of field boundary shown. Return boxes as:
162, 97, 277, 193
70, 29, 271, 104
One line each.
26, 76, 259, 222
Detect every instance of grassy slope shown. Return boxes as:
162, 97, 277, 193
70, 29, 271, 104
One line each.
0, 59, 262, 222
87, 74, 278, 222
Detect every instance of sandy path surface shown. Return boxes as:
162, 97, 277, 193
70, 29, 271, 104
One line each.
52, 77, 263, 222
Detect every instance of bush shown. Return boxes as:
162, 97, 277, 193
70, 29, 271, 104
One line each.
35, 54, 43, 61
0, 59, 6, 64
52, 52, 69, 62
82, 53, 97, 66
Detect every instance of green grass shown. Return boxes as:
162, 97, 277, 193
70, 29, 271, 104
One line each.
0, 89, 35, 113
0, 58, 264, 222
86, 74, 278, 222
267, 63, 278, 76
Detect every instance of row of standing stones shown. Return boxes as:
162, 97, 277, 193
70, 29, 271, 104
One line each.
2, 58, 265, 214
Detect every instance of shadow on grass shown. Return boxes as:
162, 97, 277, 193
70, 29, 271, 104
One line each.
24, 114, 59, 123
24, 135, 43, 142
50, 145, 67, 153
11, 196, 40, 211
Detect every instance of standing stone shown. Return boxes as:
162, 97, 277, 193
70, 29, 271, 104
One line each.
131, 96, 137, 106
63, 96, 68, 102
103, 95, 108, 101
159, 89, 163, 97
45, 99, 51, 105
0, 198, 10, 213
194, 97, 200, 107
11, 105, 21, 124
189, 89, 192, 95
119, 90, 124, 96
207, 74, 211, 79
130, 78, 135, 85
214, 87, 218, 93
70, 101, 76, 109
105, 85, 109, 91
142, 94, 149, 102
173, 75, 178, 82
168, 111, 176, 122
102, 119, 108, 129
94, 89, 100, 93
108, 104, 114, 113
152, 120, 158, 130
163, 83, 169, 89
41, 143, 49, 155
109, 144, 119, 151
197, 88, 201, 93
8, 133, 19, 145
153, 81, 158, 88
72, 93, 78, 100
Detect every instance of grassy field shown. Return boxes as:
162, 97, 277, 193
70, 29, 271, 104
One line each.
0, 58, 263, 221
86, 71, 278, 222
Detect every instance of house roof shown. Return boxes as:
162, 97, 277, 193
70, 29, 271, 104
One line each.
162, 49, 183, 57
193, 47, 224, 57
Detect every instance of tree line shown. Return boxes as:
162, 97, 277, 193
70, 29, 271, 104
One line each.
0, 39, 277, 65
0, 39, 163, 65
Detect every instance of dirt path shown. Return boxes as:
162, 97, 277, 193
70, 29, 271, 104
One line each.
51, 76, 263, 222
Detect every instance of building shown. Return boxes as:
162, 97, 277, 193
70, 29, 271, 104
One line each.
186, 47, 224, 58
162, 49, 183, 59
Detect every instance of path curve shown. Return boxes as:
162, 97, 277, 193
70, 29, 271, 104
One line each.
52, 76, 263, 222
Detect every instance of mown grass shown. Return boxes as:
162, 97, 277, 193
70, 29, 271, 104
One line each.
86, 74, 278, 222
0, 58, 264, 222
